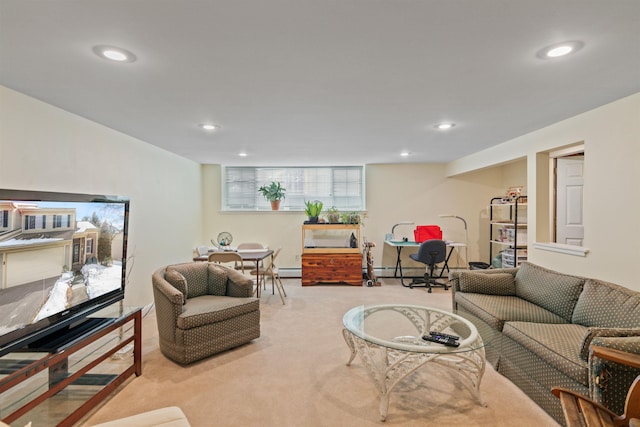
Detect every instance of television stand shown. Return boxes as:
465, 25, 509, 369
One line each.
0, 305, 142, 427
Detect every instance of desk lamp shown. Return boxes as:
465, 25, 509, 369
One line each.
438, 214, 468, 268
388, 221, 414, 241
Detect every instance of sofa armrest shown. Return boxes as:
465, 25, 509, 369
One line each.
225, 267, 255, 297
588, 336, 640, 414
580, 328, 640, 361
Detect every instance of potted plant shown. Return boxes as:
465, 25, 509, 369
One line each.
304, 200, 323, 223
258, 181, 286, 210
325, 206, 340, 223
341, 211, 366, 225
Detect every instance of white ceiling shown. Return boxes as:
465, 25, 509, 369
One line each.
1, 1, 639, 166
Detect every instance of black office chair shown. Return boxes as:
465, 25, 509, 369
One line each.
407, 239, 448, 292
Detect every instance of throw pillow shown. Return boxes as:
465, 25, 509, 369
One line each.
165, 268, 188, 304
458, 272, 516, 295
579, 327, 640, 361
207, 263, 229, 296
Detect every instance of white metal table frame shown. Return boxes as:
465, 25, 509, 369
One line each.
342, 304, 487, 421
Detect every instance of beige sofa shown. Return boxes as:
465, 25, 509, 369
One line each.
450, 262, 640, 425
152, 262, 260, 364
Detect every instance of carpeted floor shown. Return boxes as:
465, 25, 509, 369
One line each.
81, 278, 560, 427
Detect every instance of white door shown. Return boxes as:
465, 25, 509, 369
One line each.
556, 156, 584, 245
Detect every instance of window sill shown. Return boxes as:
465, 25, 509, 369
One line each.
532, 242, 589, 257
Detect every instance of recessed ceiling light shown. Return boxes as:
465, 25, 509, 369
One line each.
536, 41, 584, 59
92, 45, 137, 63
238, 152, 248, 157
400, 151, 411, 157
199, 124, 219, 131
435, 122, 455, 130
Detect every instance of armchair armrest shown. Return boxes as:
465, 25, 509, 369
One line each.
152, 270, 185, 343
225, 267, 255, 297
592, 346, 640, 369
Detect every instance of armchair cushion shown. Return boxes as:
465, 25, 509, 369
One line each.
177, 296, 259, 329
165, 268, 188, 304
458, 272, 516, 295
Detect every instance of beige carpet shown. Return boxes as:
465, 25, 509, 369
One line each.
81, 278, 560, 427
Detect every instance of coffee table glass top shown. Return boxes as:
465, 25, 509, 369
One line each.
343, 304, 497, 354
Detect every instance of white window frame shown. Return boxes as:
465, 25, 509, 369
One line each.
222, 166, 366, 211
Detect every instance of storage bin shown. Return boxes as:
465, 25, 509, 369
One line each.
413, 225, 442, 243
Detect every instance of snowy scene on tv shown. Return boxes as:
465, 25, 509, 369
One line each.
0, 199, 126, 336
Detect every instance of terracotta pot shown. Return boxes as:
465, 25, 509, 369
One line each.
270, 200, 281, 210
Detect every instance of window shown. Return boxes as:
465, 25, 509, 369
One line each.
86, 238, 94, 254
24, 215, 36, 230
223, 166, 365, 211
53, 215, 62, 228
1, 210, 7, 228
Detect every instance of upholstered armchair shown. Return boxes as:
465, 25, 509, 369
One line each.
152, 262, 260, 364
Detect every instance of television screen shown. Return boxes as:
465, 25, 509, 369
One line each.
0, 189, 129, 355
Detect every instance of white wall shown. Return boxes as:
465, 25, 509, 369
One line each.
1, 86, 204, 306
448, 93, 640, 290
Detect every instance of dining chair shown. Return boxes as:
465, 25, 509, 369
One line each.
235, 242, 265, 270
251, 248, 286, 304
208, 252, 245, 273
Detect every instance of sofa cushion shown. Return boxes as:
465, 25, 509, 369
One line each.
207, 263, 229, 296
455, 293, 568, 332
503, 321, 588, 385
168, 262, 209, 298
165, 268, 188, 304
177, 296, 259, 330
572, 278, 640, 327
458, 271, 516, 295
514, 262, 585, 322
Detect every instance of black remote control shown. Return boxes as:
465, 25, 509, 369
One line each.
422, 335, 460, 347
429, 331, 460, 342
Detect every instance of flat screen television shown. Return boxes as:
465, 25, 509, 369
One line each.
0, 189, 129, 356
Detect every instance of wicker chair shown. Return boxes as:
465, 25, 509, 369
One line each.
152, 262, 260, 364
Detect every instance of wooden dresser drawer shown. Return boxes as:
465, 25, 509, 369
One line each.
302, 254, 362, 286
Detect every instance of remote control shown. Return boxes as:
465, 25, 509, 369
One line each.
422, 335, 460, 347
429, 331, 460, 342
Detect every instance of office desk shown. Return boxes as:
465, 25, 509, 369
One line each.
384, 240, 466, 286
194, 249, 274, 297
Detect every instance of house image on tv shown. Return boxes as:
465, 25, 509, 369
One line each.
0, 201, 100, 290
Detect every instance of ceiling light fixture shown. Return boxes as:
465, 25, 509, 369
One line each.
92, 45, 137, 63
536, 41, 584, 59
400, 151, 410, 157
238, 152, 248, 157
199, 124, 219, 131
435, 122, 455, 130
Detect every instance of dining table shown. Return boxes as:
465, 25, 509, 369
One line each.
194, 248, 274, 298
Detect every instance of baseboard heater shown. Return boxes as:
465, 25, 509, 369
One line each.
278, 267, 432, 278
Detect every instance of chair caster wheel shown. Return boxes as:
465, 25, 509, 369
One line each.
427, 288, 432, 293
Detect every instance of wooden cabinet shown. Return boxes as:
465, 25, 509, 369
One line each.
301, 224, 362, 286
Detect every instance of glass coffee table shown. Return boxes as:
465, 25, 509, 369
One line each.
342, 304, 495, 421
